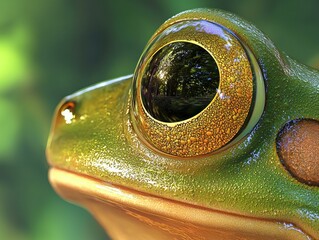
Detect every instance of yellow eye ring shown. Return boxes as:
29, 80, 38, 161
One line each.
131, 19, 263, 157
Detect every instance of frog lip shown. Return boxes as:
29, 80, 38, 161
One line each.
49, 167, 312, 240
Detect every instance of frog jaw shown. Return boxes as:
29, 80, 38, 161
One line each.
47, 73, 318, 240
49, 168, 312, 240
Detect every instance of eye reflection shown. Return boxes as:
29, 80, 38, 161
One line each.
141, 42, 220, 122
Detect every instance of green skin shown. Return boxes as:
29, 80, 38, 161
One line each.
47, 9, 319, 238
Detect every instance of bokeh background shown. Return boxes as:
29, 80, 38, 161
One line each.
1, 0, 318, 239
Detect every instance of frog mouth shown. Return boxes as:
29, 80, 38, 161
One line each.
49, 167, 312, 240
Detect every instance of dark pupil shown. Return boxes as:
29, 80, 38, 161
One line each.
141, 42, 220, 122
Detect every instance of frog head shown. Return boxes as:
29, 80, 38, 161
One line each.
46, 9, 319, 239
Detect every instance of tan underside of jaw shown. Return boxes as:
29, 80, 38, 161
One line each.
49, 168, 311, 240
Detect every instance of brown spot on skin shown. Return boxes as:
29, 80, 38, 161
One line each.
277, 119, 319, 186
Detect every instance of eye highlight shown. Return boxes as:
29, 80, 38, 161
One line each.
132, 20, 264, 157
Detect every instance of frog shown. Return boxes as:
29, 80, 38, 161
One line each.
46, 9, 319, 240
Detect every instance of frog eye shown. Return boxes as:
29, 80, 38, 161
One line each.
131, 19, 265, 157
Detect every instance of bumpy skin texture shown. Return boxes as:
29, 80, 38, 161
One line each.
47, 9, 319, 238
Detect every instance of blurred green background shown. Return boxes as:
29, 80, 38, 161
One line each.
1, 0, 318, 239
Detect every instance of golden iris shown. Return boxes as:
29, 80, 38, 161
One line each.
132, 19, 263, 157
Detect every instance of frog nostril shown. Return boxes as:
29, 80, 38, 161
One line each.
276, 119, 319, 186
59, 101, 76, 124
